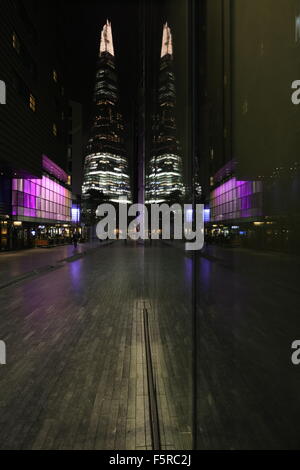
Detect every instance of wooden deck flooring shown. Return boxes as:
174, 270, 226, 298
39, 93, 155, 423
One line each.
0, 245, 152, 449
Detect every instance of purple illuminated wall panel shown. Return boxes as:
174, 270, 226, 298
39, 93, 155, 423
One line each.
72, 205, 80, 223
210, 178, 263, 222
12, 175, 71, 222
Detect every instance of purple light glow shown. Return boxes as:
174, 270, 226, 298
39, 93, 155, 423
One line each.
72, 206, 80, 223
186, 208, 193, 223
210, 178, 263, 222
12, 174, 71, 222
204, 209, 210, 223
186, 208, 211, 223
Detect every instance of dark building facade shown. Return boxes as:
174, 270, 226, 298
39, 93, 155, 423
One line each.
68, 101, 83, 199
146, 23, 184, 203
0, 0, 70, 250
82, 20, 131, 204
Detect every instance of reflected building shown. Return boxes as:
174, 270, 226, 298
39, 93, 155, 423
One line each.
146, 23, 184, 203
204, 1, 300, 253
82, 20, 131, 204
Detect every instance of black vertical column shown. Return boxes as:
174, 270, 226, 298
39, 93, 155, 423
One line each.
188, 0, 200, 450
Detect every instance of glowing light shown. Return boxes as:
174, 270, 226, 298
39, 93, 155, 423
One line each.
186, 209, 193, 223
204, 209, 210, 223
12, 172, 72, 222
185, 208, 210, 224
210, 178, 263, 221
161, 23, 173, 58
72, 206, 80, 223
82, 152, 131, 200
100, 20, 114, 57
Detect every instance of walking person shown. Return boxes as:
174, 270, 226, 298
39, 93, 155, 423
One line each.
72, 232, 79, 249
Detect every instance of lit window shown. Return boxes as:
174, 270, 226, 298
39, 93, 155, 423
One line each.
53, 70, 58, 82
29, 94, 36, 112
12, 32, 20, 53
53, 123, 57, 136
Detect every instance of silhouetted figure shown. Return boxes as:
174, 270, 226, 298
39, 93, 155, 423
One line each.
72, 233, 78, 249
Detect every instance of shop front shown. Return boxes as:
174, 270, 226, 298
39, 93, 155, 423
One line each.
0, 218, 9, 250
10, 221, 74, 250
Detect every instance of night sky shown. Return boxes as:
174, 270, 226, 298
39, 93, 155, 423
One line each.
61, 0, 138, 131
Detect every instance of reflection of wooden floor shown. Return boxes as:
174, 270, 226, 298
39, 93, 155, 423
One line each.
0, 245, 154, 450
144, 247, 194, 450
152, 337, 193, 451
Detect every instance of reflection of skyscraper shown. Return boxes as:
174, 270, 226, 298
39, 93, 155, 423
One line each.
146, 23, 184, 203
82, 20, 131, 203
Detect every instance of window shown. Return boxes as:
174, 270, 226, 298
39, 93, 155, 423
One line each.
12, 32, 20, 53
53, 70, 58, 83
53, 124, 57, 136
29, 94, 36, 112
12, 176, 71, 222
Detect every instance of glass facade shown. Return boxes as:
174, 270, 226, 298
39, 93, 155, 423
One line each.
12, 175, 71, 222
210, 178, 263, 222
143, 1, 193, 450
147, 154, 184, 203
2, 0, 300, 453
82, 152, 130, 202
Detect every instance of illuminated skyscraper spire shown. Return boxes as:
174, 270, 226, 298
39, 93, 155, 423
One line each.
146, 23, 184, 203
82, 21, 131, 204
100, 19, 114, 57
161, 22, 173, 58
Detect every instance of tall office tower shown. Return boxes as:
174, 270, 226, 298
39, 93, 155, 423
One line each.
146, 23, 184, 203
82, 20, 131, 203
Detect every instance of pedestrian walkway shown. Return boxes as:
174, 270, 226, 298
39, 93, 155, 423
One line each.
0, 243, 192, 450
2, 241, 300, 449
0, 240, 104, 287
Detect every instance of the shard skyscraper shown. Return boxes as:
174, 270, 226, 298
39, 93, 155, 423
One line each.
146, 23, 184, 203
82, 20, 131, 203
